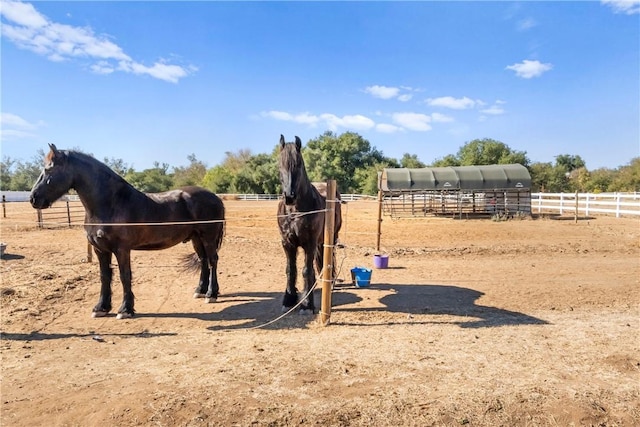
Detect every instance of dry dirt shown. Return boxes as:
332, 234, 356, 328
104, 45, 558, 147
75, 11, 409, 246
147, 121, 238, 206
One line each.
1, 200, 639, 426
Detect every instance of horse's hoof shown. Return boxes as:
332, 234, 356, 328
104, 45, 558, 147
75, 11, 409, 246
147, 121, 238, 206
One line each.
205, 297, 217, 303
282, 305, 293, 313
299, 308, 315, 315
91, 310, 108, 318
193, 292, 206, 299
116, 312, 133, 320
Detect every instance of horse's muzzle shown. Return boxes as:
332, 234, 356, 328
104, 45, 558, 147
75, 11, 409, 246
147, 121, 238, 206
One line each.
284, 196, 296, 205
30, 194, 50, 210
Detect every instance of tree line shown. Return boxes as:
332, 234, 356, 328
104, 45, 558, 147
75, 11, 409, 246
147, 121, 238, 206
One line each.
1, 131, 638, 194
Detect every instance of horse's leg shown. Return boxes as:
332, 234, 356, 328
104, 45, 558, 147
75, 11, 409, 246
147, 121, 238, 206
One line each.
314, 242, 323, 277
92, 249, 113, 317
191, 237, 211, 300
114, 249, 135, 319
204, 244, 219, 304
282, 244, 298, 310
300, 243, 317, 314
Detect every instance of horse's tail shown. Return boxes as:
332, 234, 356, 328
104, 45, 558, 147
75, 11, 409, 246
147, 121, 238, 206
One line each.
182, 253, 201, 273
215, 202, 225, 251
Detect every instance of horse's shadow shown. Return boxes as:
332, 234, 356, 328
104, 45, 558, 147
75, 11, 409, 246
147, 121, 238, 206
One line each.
2, 284, 547, 337
201, 283, 546, 330
333, 283, 548, 328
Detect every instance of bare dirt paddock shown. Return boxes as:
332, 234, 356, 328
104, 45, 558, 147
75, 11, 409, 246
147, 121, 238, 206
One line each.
1, 200, 639, 426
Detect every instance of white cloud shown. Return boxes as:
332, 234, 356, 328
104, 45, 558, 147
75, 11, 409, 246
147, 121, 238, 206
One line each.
0, 112, 43, 141
1, 112, 38, 128
0, 0, 47, 28
392, 112, 432, 131
430, 112, 454, 123
426, 96, 477, 110
0, 0, 195, 83
601, 0, 640, 15
376, 123, 404, 133
262, 109, 452, 134
506, 59, 553, 78
261, 111, 374, 131
91, 61, 115, 75
364, 85, 400, 100
364, 85, 415, 102
481, 105, 505, 115
320, 114, 375, 131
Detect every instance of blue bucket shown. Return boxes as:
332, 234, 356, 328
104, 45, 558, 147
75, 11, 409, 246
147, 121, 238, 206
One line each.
351, 267, 372, 287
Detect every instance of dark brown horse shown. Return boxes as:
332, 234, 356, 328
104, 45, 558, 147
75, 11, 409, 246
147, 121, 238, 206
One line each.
277, 135, 342, 314
30, 144, 225, 319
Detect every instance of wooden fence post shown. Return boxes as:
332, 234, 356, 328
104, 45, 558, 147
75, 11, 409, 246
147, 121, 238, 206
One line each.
66, 199, 72, 227
320, 179, 337, 326
376, 190, 383, 252
2, 195, 6, 218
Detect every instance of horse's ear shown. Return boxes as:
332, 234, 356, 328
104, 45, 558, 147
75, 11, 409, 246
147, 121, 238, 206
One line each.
279, 134, 286, 148
46, 143, 66, 165
294, 136, 302, 150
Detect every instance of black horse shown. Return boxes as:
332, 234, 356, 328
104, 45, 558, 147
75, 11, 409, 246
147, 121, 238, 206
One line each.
277, 135, 342, 314
30, 144, 225, 319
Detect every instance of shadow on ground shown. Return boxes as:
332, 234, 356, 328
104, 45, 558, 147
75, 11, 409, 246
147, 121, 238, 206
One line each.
333, 283, 548, 328
1, 283, 547, 336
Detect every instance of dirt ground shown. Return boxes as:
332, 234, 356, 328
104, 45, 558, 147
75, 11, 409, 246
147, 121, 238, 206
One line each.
1, 199, 639, 426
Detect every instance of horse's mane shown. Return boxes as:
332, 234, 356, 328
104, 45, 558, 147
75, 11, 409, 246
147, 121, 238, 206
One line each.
67, 150, 131, 187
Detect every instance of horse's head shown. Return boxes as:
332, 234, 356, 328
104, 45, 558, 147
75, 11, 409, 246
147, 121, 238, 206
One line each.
30, 144, 74, 209
278, 134, 306, 206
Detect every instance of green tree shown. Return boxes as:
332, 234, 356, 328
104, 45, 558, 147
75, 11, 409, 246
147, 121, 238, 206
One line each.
455, 138, 529, 166
6, 152, 44, 191
354, 159, 401, 195
202, 165, 234, 193
103, 157, 132, 177
529, 161, 571, 192
173, 154, 207, 188
125, 162, 174, 192
554, 154, 586, 173
431, 154, 460, 167
303, 131, 387, 193
400, 153, 425, 168
0, 157, 15, 190
233, 153, 278, 194
610, 157, 640, 192
584, 168, 615, 193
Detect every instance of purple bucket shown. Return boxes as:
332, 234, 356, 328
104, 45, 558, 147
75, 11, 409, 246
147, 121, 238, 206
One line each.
373, 254, 389, 269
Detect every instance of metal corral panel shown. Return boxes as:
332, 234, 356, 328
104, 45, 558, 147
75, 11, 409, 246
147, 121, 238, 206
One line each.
380, 164, 531, 191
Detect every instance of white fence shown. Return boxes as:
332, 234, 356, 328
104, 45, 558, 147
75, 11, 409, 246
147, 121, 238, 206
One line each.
532, 192, 640, 218
4, 191, 639, 218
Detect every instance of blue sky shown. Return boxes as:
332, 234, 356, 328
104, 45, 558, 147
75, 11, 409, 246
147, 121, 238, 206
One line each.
1, 0, 638, 171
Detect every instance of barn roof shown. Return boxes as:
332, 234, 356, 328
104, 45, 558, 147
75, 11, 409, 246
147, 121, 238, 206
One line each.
380, 164, 531, 191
